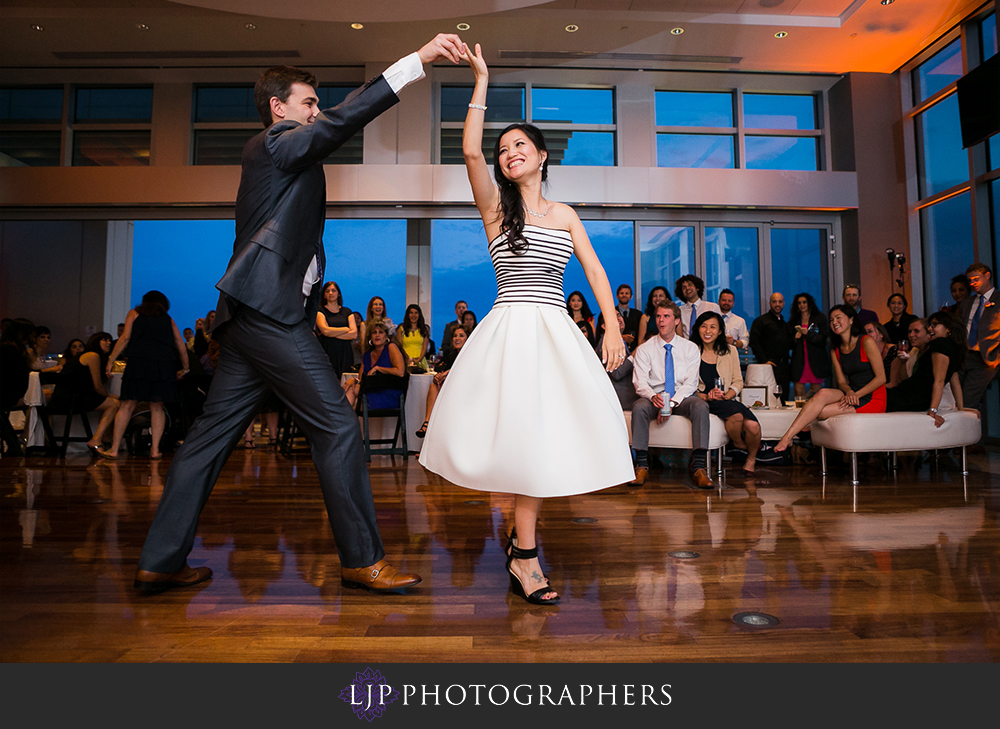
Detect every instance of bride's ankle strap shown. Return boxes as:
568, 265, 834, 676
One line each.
509, 544, 538, 560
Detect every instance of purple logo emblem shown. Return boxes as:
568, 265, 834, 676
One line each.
339, 667, 400, 721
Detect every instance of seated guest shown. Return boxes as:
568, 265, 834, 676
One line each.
776, 305, 886, 452
440, 300, 468, 355
941, 274, 970, 314
718, 288, 748, 350
595, 312, 637, 411
789, 292, 830, 401
566, 291, 596, 345
631, 302, 713, 489
864, 321, 898, 380
48, 331, 120, 453
960, 262, 999, 411
883, 293, 918, 345
27, 326, 54, 371
416, 326, 469, 438
691, 311, 762, 475
675, 274, 721, 339
638, 286, 669, 347
395, 303, 430, 371
887, 311, 966, 426
889, 317, 929, 385
461, 309, 478, 333
0, 318, 35, 456
842, 284, 879, 327
360, 296, 395, 352
749, 292, 793, 404
344, 322, 406, 410
315, 281, 356, 379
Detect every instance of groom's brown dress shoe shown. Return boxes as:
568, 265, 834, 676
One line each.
341, 559, 421, 594
134, 565, 213, 594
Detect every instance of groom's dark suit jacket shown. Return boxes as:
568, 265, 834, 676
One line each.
214, 76, 399, 331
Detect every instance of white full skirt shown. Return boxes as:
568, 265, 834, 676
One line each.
418, 304, 635, 497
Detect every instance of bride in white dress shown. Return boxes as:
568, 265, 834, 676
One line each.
418, 43, 634, 605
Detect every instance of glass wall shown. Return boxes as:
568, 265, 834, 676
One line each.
915, 94, 967, 198
72, 86, 152, 166
919, 192, 974, 312
0, 86, 63, 165
704, 227, 759, 319
639, 226, 695, 306
322, 220, 407, 325
770, 228, 827, 314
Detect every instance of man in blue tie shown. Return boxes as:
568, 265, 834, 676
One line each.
630, 302, 713, 488
676, 274, 721, 339
959, 263, 999, 413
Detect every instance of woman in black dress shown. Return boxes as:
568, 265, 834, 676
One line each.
315, 281, 356, 378
789, 292, 830, 400
690, 312, 762, 475
886, 310, 965, 425
638, 286, 669, 347
100, 291, 189, 459
882, 294, 918, 346
49, 331, 120, 453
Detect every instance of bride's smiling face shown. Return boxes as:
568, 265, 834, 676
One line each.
497, 130, 546, 182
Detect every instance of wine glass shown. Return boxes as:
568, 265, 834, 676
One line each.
771, 384, 783, 408
714, 376, 724, 399
898, 339, 910, 354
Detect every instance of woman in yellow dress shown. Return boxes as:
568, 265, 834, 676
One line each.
395, 304, 429, 371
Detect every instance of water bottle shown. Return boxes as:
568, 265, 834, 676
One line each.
659, 391, 671, 416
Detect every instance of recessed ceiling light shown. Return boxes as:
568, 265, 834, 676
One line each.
881, 0, 894, 5
136, 23, 149, 31
671, 28, 684, 35
775, 31, 788, 38
565, 24, 579, 33
351, 23, 363, 30
245, 23, 256, 30
457, 23, 470, 31
30, 24, 43, 31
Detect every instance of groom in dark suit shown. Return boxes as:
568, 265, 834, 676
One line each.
134, 34, 466, 594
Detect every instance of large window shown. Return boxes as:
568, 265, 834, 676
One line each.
322, 220, 407, 324
72, 86, 152, 166
913, 39, 963, 104
770, 228, 828, 312
439, 85, 615, 166
639, 226, 695, 306
915, 94, 967, 198
192, 85, 363, 165
920, 192, 974, 311
705, 227, 759, 319
655, 90, 820, 170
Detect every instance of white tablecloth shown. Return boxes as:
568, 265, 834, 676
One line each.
341, 372, 433, 453
21, 371, 122, 450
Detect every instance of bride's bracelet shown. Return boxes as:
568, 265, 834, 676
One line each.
468, 103, 487, 111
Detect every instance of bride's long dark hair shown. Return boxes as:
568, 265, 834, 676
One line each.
492, 123, 549, 255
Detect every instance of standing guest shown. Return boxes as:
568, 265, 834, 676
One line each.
315, 281, 356, 378
360, 296, 396, 352
775, 305, 886, 452
416, 325, 469, 438
183, 328, 195, 347
0, 318, 35, 456
789, 292, 830, 401
718, 288, 748, 350
131, 35, 466, 594
690, 311, 762, 475
420, 43, 632, 606
350, 311, 364, 368
842, 284, 879, 327
461, 309, 478, 333
48, 332, 120, 454
675, 274, 721, 339
941, 274, 970, 314
958, 263, 999, 410
440, 300, 468, 354
596, 311, 638, 411
344, 321, 406, 410
193, 309, 215, 357
883, 293, 918, 345
638, 285, 670, 347
396, 303, 430, 371
100, 290, 190, 460
630, 302, 712, 488
566, 290, 596, 345
614, 283, 641, 348
749, 292, 794, 404
887, 311, 966, 425
864, 321, 898, 383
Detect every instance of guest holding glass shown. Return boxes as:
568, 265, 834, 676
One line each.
396, 303, 430, 371
315, 281, 356, 379
638, 285, 669, 347
416, 325, 469, 438
886, 311, 966, 426
889, 318, 929, 386
882, 294, 918, 346
691, 311, 762, 475
789, 292, 830, 402
100, 291, 190, 459
49, 331, 120, 454
775, 305, 886, 452
941, 274, 969, 314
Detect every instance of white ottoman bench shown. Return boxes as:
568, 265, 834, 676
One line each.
810, 410, 982, 485
623, 411, 730, 477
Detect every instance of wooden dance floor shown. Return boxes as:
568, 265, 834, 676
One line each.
2, 444, 999, 663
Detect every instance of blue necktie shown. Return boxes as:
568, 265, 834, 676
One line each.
689, 304, 697, 337
968, 295, 984, 347
663, 343, 675, 400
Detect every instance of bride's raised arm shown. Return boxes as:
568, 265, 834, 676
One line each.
460, 43, 500, 226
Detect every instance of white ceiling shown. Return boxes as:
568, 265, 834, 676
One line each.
0, 0, 989, 74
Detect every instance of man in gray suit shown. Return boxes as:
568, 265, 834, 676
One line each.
960, 262, 1000, 412
134, 34, 466, 594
